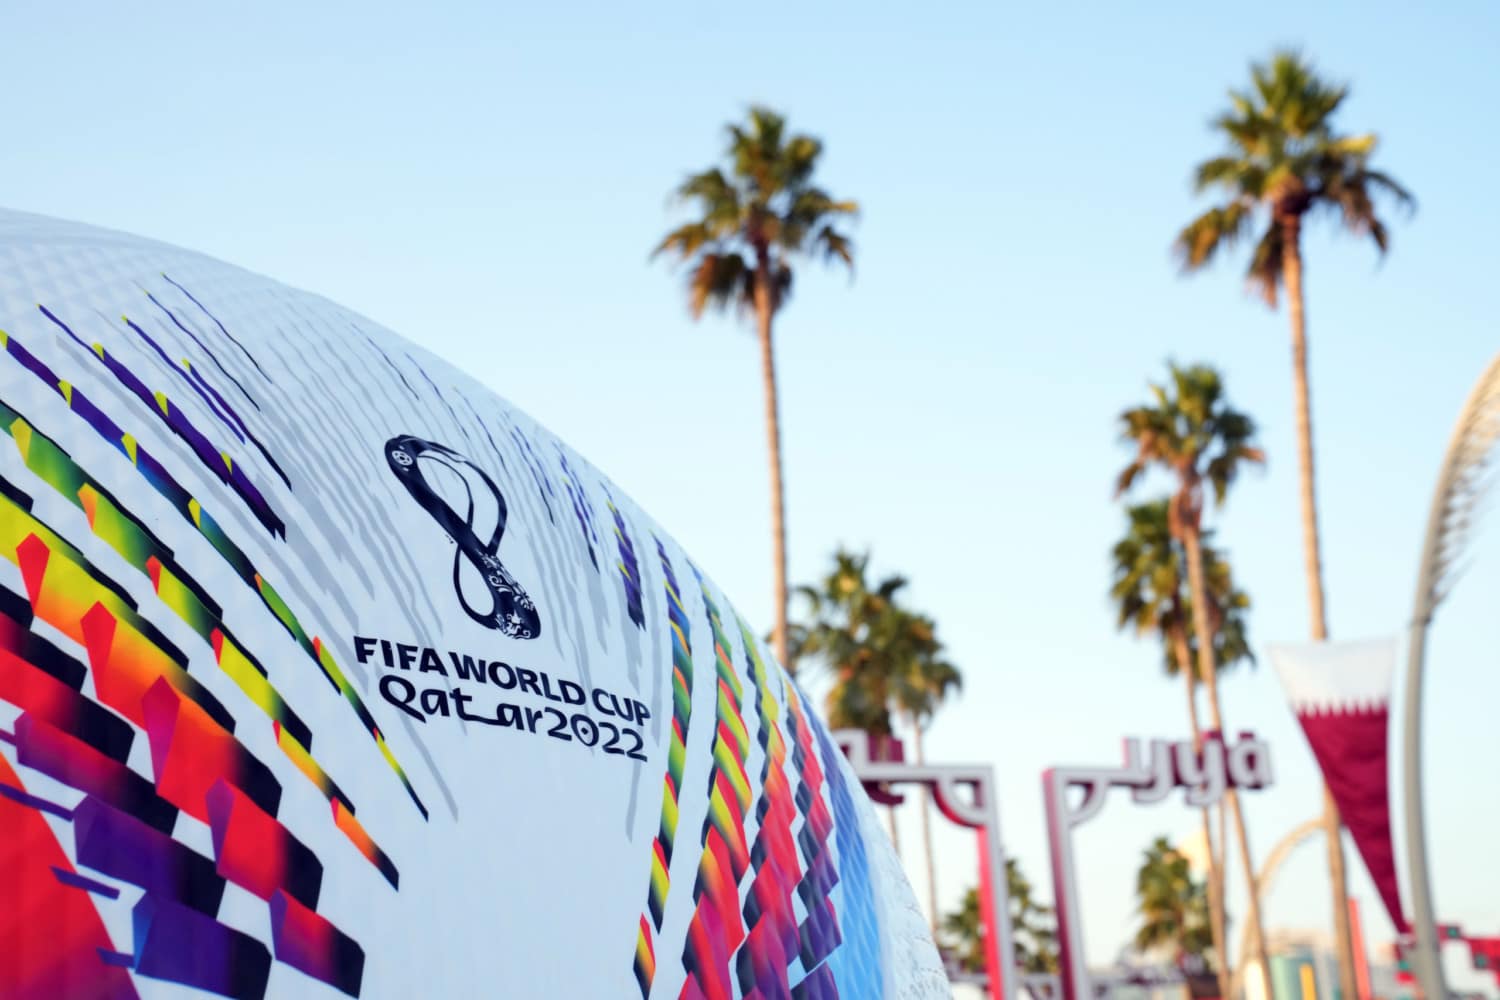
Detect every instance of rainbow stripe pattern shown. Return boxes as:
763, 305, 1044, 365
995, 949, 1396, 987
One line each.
39, 306, 284, 538
677, 579, 751, 1000
0, 407, 400, 888
0, 485, 368, 998
606, 493, 645, 629
0, 324, 427, 821
632, 541, 695, 997
732, 617, 806, 998
783, 680, 842, 996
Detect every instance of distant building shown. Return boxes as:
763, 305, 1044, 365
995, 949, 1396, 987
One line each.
1263, 928, 1411, 1000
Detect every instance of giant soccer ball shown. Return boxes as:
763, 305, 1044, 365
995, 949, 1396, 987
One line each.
0, 210, 946, 999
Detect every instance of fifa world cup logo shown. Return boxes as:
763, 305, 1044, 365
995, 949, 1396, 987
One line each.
385, 434, 541, 640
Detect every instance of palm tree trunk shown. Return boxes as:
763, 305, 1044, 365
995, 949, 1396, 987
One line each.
1177, 632, 1231, 1000
1217, 799, 1229, 949
1283, 218, 1359, 1000
753, 272, 790, 671
1183, 525, 1272, 998
912, 716, 941, 934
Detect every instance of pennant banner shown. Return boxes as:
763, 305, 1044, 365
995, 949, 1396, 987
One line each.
1269, 638, 1409, 933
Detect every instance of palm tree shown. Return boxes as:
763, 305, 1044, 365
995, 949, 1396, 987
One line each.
789, 549, 961, 931
889, 609, 962, 934
1135, 837, 1214, 970
1116, 363, 1271, 991
941, 886, 987, 975
1111, 500, 1255, 729
1110, 499, 1254, 999
788, 550, 906, 735
942, 861, 1058, 977
788, 550, 908, 848
1175, 51, 1413, 999
1007, 859, 1060, 975
654, 106, 858, 670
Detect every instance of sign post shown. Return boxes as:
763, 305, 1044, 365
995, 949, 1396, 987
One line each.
1043, 732, 1274, 1000
836, 730, 1017, 1000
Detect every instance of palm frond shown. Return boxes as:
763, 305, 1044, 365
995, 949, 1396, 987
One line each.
1245, 222, 1285, 305
814, 225, 855, 271
1181, 49, 1410, 290
686, 252, 750, 319
655, 106, 858, 324
652, 221, 715, 262
1362, 168, 1416, 210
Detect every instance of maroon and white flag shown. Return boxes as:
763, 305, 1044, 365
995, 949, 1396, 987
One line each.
1269, 638, 1409, 933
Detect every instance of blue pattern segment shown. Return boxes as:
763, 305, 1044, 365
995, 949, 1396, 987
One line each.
812, 720, 884, 998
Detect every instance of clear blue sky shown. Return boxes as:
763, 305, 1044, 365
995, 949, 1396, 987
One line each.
6, 0, 1497, 986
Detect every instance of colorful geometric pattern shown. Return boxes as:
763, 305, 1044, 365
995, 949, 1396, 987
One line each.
38, 306, 285, 538
783, 682, 844, 996
0, 517, 368, 998
138, 290, 289, 489
678, 580, 752, 1000
813, 721, 883, 998
733, 615, 808, 999
0, 752, 141, 1000
142, 289, 263, 413
0, 211, 940, 999
557, 447, 601, 569
632, 541, 695, 997
607, 492, 646, 629
0, 400, 404, 869
159, 273, 272, 383
0, 330, 427, 821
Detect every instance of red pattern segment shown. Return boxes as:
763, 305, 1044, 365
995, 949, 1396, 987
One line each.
0, 632, 135, 765
733, 618, 805, 1000
270, 890, 365, 997
142, 678, 281, 822
0, 754, 139, 1000
207, 781, 322, 908
783, 684, 843, 985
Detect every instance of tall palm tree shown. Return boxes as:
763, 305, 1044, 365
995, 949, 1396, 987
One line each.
1116, 363, 1271, 991
942, 861, 1058, 977
655, 107, 858, 670
1135, 837, 1214, 970
1175, 51, 1413, 999
1110, 499, 1254, 999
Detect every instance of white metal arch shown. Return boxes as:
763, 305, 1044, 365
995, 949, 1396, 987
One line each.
1228, 818, 1323, 1000
1404, 350, 1500, 1000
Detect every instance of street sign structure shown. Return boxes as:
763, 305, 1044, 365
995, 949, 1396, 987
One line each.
1043, 732, 1274, 1000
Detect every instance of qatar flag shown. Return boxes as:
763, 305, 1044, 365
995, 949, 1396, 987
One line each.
1269, 639, 1409, 934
